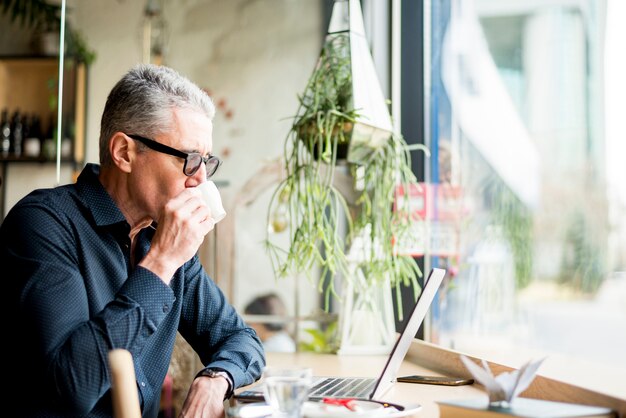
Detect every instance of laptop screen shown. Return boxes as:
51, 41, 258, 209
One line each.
370, 267, 446, 399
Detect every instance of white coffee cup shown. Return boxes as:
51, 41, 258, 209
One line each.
197, 181, 227, 223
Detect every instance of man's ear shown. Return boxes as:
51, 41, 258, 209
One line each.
109, 132, 134, 174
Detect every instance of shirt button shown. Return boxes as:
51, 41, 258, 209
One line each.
163, 304, 169, 313
141, 381, 146, 387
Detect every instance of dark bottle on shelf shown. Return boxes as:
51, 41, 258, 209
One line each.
23, 113, 42, 158
42, 114, 56, 160
1, 108, 11, 158
10, 110, 23, 158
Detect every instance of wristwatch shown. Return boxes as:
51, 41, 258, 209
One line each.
196, 368, 234, 400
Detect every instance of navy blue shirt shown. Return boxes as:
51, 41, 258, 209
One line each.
0, 163, 265, 417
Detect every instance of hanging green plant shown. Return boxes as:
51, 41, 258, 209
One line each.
264, 27, 427, 316
294, 33, 356, 162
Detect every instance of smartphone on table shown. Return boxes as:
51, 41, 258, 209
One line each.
397, 375, 474, 386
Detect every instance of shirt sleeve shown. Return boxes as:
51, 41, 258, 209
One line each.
177, 256, 266, 389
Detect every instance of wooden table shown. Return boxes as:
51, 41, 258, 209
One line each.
233, 339, 626, 417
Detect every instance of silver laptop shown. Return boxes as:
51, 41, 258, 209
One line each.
235, 268, 446, 402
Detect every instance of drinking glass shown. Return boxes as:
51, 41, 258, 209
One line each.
262, 366, 313, 418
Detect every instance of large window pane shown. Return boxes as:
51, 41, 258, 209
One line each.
432, 0, 625, 397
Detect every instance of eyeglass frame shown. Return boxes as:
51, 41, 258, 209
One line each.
126, 133, 221, 179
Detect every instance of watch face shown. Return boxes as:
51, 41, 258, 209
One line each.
206, 369, 225, 378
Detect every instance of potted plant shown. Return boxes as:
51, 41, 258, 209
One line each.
265, 0, 427, 354
1, 0, 96, 64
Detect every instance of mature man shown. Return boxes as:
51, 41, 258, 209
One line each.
0, 64, 265, 417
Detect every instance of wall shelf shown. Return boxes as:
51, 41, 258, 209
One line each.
0, 56, 87, 219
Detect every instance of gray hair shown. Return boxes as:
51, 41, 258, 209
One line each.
99, 64, 215, 166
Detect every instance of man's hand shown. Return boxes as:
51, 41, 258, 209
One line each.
140, 188, 214, 284
179, 375, 229, 418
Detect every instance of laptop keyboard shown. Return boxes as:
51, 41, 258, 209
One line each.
308, 377, 377, 399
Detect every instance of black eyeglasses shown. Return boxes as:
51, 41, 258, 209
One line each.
127, 134, 221, 179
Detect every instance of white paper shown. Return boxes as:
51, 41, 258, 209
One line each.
460, 355, 545, 404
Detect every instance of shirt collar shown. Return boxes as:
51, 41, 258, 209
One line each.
76, 163, 127, 228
